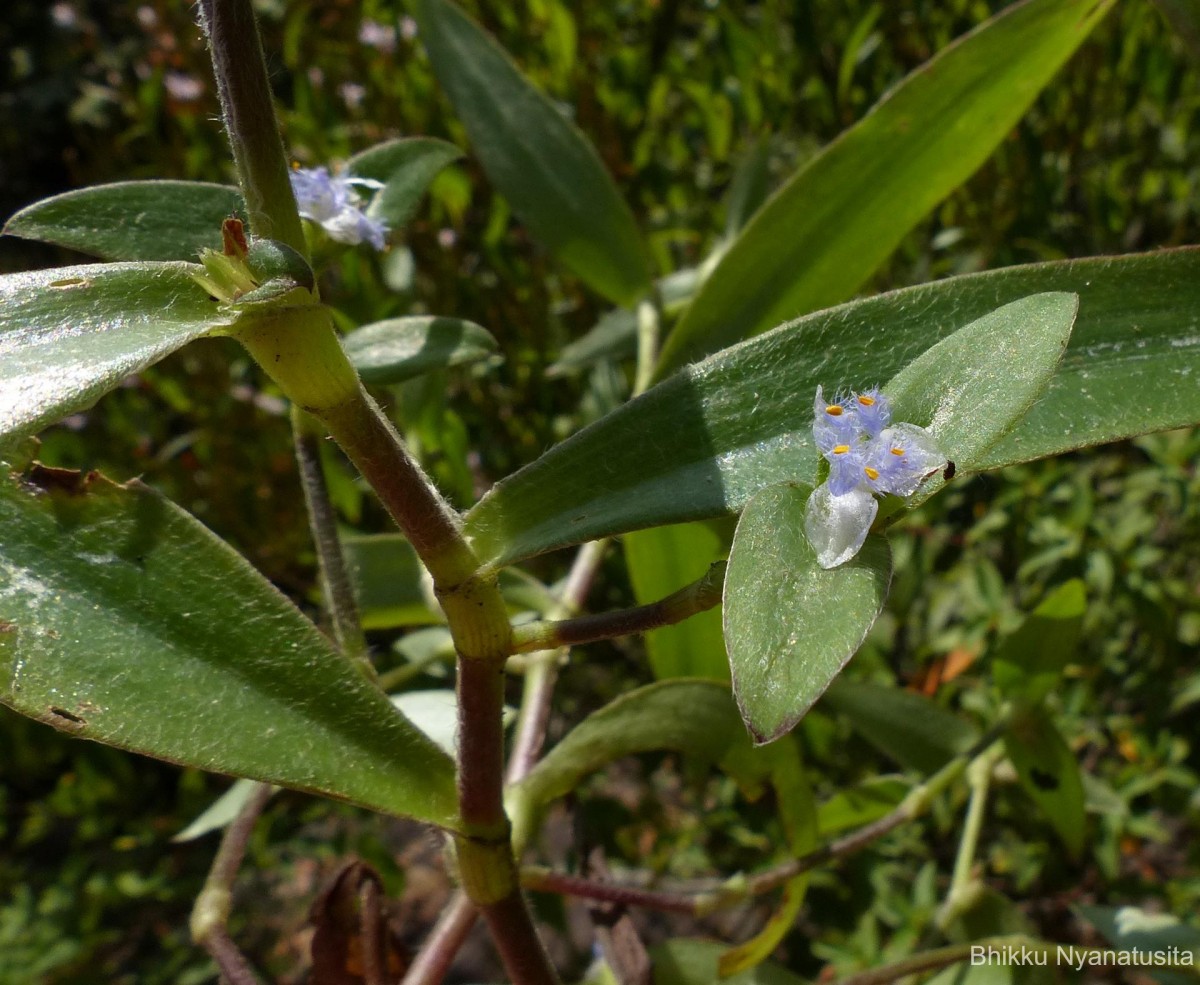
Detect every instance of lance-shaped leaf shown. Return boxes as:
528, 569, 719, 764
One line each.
342, 316, 498, 385
347, 137, 464, 229
508, 679, 797, 849
718, 738, 816, 976
0, 455, 460, 830
1004, 702, 1086, 857
884, 291, 1078, 505
0, 263, 234, 441
724, 483, 892, 744
4, 182, 243, 261
624, 521, 730, 682
412, 0, 652, 307
651, 939, 806, 985
822, 679, 979, 774
465, 249, 1200, 570
992, 579, 1087, 702
658, 0, 1114, 372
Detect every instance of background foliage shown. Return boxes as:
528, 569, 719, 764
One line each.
2, 0, 1199, 981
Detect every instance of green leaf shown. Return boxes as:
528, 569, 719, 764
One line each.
0, 263, 234, 441
884, 292, 1077, 502
344, 533, 558, 632
624, 522, 729, 681
173, 778, 266, 843
342, 316, 498, 385
346, 137, 464, 229
465, 249, 1200, 570
722, 137, 773, 240
719, 738, 816, 976
3, 181, 243, 261
822, 679, 979, 774
816, 775, 909, 835
343, 533, 441, 630
657, 0, 1115, 371
724, 483, 891, 743
511, 679, 815, 974
1076, 905, 1200, 985
511, 680, 748, 814
992, 580, 1086, 702
651, 939, 806, 985
548, 266, 703, 375
1003, 702, 1085, 857
0, 457, 459, 829
412, 0, 652, 306
509, 680, 776, 849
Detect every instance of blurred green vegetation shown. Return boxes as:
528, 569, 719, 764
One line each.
3, 0, 1200, 981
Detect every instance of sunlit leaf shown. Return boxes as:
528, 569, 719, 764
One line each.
0, 456, 459, 829
0, 263, 233, 441
412, 0, 652, 306
466, 250, 1200, 569
342, 315, 498, 385
347, 137, 463, 229
624, 522, 729, 681
992, 580, 1087, 702
3, 181, 242, 261
724, 483, 892, 743
658, 0, 1114, 371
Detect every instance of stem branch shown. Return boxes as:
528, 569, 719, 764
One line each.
292, 406, 370, 668
510, 559, 722, 655
190, 782, 273, 984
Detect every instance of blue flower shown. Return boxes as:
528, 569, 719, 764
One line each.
813, 386, 868, 496
289, 166, 388, 250
805, 386, 945, 568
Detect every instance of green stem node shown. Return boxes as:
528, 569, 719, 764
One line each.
232, 305, 360, 413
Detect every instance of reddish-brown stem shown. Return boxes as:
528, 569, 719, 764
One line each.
477, 895, 563, 985
457, 657, 509, 831
401, 892, 478, 985
506, 540, 608, 784
191, 782, 274, 983
205, 928, 264, 985
521, 868, 701, 916
292, 406, 369, 666
322, 392, 475, 589
509, 560, 724, 655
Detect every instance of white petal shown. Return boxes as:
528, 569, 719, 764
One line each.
804, 484, 879, 569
